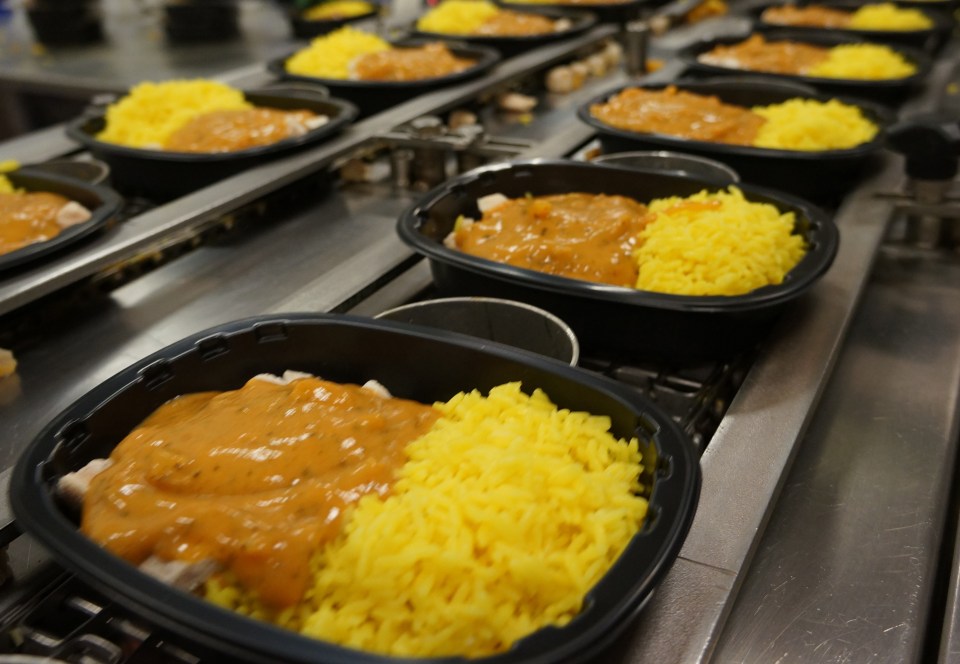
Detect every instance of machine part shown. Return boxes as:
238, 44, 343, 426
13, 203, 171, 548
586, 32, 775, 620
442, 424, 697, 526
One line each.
623, 21, 650, 77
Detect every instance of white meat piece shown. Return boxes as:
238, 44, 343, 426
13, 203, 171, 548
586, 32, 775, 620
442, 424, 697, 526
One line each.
497, 93, 537, 113
444, 216, 473, 249
554, 17, 572, 31
698, 53, 742, 69
56, 201, 92, 228
139, 555, 222, 591
546, 66, 577, 93
57, 458, 114, 507
362, 379, 391, 398
252, 370, 315, 385
477, 193, 509, 213
285, 114, 330, 137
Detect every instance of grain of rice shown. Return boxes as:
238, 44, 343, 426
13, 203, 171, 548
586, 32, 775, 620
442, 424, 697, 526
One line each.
809, 43, 917, 79
753, 98, 878, 150
303, 0, 374, 20
848, 2, 933, 29
635, 187, 805, 296
416, 0, 501, 34
285, 26, 390, 79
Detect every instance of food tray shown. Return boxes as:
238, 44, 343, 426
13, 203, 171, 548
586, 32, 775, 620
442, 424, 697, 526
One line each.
65, 88, 358, 201
577, 77, 893, 202
410, 6, 597, 58
9, 313, 700, 664
0, 167, 122, 272
267, 40, 500, 116
749, 1, 953, 49
288, 3, 379, 39
679, 29, 932, 105
495, 0, 647, 23
397, 159, 839, 363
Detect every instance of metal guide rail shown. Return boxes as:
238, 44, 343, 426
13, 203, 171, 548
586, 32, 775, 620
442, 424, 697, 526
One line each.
0, 10, 957, 664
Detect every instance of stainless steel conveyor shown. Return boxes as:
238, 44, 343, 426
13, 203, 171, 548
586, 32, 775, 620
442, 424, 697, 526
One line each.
0, 7, 957, 662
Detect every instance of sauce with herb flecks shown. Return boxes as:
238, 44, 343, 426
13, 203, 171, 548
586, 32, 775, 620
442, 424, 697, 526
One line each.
81, 376, 439, 608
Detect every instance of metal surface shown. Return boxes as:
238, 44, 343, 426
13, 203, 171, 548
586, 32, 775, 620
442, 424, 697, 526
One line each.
717, 244, 960, 664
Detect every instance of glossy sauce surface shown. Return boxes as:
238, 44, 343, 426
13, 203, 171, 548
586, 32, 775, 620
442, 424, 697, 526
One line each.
0, 191, 71, 256
81, 376, 440, 608
699, 34, 830, 74
474, 10, 557, 35
453, 193, 653, 287
353, 42, 475, 80
761, 4, 852, 27
590, 86, 765, 145
163, 108, 318, 153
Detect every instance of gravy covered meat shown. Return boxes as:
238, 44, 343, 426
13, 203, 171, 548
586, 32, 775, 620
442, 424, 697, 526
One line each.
0, 186, 92, 257
163, 108, 328, 153
589, 86, 766, 145
450, 193, 653, 287
698, 34, 829, 74
79, 374, 439, 608
352, 42, 476, 81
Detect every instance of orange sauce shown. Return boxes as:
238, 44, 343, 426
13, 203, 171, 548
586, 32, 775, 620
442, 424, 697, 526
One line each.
590, 86, 766, 145
0, 191, 71, 256
474, 10, 556, 35
81, 376, 439, 608
163, 108, 319, 153
761, 4, 852, 27
453, 193, 653, 287
353, 42, 475, 80
699, 34, 830, 74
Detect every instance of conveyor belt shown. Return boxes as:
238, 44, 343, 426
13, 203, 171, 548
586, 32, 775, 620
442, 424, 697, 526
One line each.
0, 8, 957, 663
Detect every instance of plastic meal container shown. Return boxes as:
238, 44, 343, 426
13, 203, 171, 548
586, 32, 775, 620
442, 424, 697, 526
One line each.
410, 7, 597, 58
750, 1, 954, 50
577, 77, 894, 202
267, 40, 501, 117
494, 0, 648, 23
65, 88, 358, 201
396, 159, 840, 363
289, 3, 379, 39
0, 167, 122, 272
10, 313, 700, 664
679, 29, 932, 105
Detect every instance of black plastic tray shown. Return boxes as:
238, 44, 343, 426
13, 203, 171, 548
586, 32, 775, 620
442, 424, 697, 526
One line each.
65, 88, 358, 201
268, 40, 500, 116
495, 0, 647, 22
397, 159, 839, 363
577, 77, 894, 202
750, 0, 953, 49
10, 313, 700, 664
163, 0, 240, 43
679, 29, 932, 105
288, 3, 379, 39
411, 7, 597, 58
0, 167, 122, 272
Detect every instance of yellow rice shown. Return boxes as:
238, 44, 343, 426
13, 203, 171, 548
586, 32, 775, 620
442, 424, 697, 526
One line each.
848, 2, 933, 29
635, 187, 805, 296
285, 26, 390, 79
96, 80, 251, 149
809, 43, 917, 79
0, 160, 18, 193
303, 0, 374, 20
416, 0, 501, 34
205, 382, 647, 657
752, 98, 878, 150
